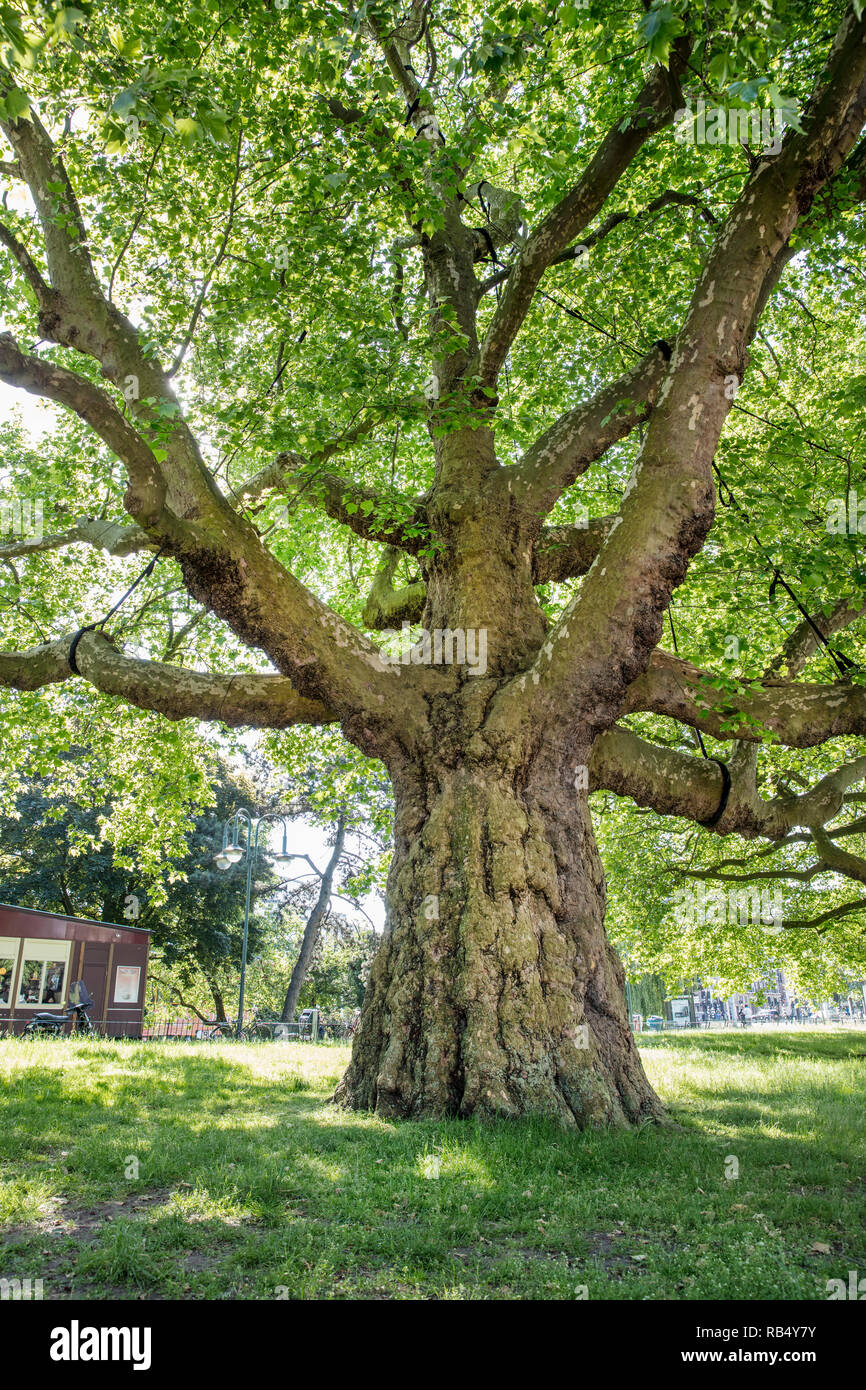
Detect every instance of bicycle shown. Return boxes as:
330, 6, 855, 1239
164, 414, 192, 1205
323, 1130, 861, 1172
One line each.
199, 1020, 234, 1041
239, 1010, 281, 1041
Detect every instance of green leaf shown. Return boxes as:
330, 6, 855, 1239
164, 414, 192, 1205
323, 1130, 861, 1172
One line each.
173, 117, 202, 143
4, 87, 31, 121
109, 26, 143, 60
111, 87, 140, 117
55, 7, 86, 36
637, 3, 684, 64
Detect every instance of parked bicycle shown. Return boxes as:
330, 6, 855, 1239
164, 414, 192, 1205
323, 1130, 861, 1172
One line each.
199, 1021, 233, 1041
242, 1008, 291, 1040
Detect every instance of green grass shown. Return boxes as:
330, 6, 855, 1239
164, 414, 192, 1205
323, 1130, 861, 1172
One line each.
1, 1030, 864, 1300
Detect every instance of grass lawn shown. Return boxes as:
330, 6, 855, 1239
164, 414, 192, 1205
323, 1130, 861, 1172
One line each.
1, 1029, 864, 1301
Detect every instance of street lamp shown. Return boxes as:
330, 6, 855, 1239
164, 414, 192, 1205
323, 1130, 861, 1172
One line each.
272, 823, 294, 865
213, 808, 297, 1038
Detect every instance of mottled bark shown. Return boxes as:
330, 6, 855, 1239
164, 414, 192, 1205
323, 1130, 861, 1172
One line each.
336, 737, 664, 1127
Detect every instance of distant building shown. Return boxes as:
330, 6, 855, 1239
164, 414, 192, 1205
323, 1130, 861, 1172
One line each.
0, 902, 151, 1036
664, 970, 866, 1024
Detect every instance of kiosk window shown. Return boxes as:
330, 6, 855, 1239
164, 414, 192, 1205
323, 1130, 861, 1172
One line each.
17, 941, 71, 1007
0, 951, 18, 1006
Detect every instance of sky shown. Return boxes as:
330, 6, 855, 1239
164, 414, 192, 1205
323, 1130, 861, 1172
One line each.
253, 815, 384, 932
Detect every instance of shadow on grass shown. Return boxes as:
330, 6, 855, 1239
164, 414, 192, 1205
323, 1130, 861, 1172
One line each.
1, 1034, 864, 1299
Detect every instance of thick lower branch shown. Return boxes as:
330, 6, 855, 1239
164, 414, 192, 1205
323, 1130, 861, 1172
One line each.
0, 629, 336, 728
591, 725, 866, 839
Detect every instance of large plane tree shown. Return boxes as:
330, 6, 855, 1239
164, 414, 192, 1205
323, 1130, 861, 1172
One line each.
2, 0, 866, 1125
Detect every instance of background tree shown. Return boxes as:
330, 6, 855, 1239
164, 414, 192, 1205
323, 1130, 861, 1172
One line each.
239, 909, 378, 1023
0, 745, 278, 1020
0, 748, 135, 922
1, 1, 866, 1124
268, 746, 391, 1019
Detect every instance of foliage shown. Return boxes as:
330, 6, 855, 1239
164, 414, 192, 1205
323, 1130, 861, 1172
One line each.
0, 746, 278, 1000
596, 789, 866, 999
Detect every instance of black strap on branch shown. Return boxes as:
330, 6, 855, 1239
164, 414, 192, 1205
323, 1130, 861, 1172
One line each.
67, 624, 96, 676
698, 758, 732, 828
668, 605, 731, 826
480, 226, 498, 263
476, 186, 501, 264
769, 567, 857, 677
67, 545, 166, 675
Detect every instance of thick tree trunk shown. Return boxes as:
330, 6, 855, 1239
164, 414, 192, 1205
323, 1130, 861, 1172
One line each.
336, 435, 666, 1127
336, 756, 665, 1127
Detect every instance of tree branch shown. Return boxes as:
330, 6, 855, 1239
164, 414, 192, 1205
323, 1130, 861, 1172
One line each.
590, 724, 866, 839
0, 516, 154, 561
0, 629, 337, 728
810, 824, 866, 886
779, 898, 866, 931
622, 648, 866, 748
239, 451, 426, 554
0, 84, 431, 761
0, 90, 233, 527
506, 342, 672, 516
477, 51, 687, 389
532, 516, 614, 584
495, 11, 866, 747
362, 546, 426, 628
763, 595, 866, 680
0, 332, 166, 527
367, 2, 444, 147
478, 188, 716, 297
0, 216, 53, 305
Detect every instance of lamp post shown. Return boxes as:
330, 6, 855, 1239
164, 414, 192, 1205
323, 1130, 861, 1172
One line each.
214, 809, 297, 1039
